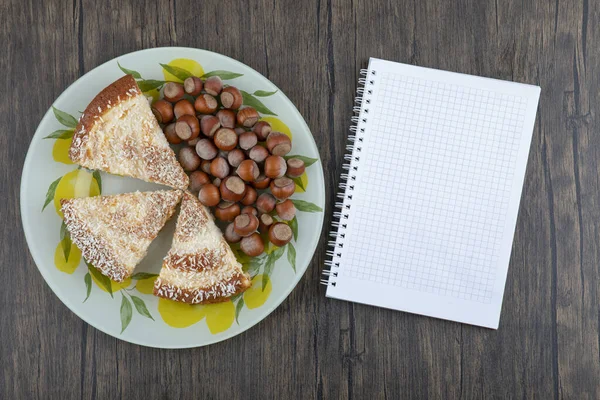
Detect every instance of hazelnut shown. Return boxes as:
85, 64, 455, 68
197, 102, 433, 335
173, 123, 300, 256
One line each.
224, 223, 241, 243
233, 213, 259, 237
214, 201, 241, 222
204, 76, 223, 96
241, 205, 258, 216
152, 99, 174, 124
237, 107, 259, 127
200, 160, 212, 174
194, 94, 218, 114
275, 199, 296, 221
270, 177, 295, 200
264, 155, 287, 178
213, 128, 238, 151
240, 233, 265, 257
163, 82, 185, 103
220, 176, 246, 202
212, 177, 222, 187
189, 171, 211, 192
173, 99, 195, 118
163, 123, 181, 144
239, 131, 258, 151
286, 158, 306, 178
253, 121, 272, 141
266, 132, 292, 156
252, 175, 271, 190
268, 223, 292, 247
216, 109, 236, 129
256, 193, 276, 214
227, 149, 245, 168
175, 115, 200, 140
220, 86, 243, 109
236, 160, 260, 182
209, 157, 230, 179
179, 147, 201, 171
183, 76, 203, 96
198, 184, 220, 206
241, 186, 258, 206
248, 145, 269, 163
195, 139, 218, 160
200, 115, 221, 137
259, 213, 274, 233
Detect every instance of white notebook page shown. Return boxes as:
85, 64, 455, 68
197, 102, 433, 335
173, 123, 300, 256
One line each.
326, 58, 540, 328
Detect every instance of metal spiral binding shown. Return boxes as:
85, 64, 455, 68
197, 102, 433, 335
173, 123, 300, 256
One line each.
322, 67, 377, 287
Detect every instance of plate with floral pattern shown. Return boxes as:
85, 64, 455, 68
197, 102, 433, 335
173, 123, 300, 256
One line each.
20, 47, 325, 348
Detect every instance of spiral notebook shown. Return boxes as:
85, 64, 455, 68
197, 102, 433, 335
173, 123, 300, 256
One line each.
324, 58, 540, 329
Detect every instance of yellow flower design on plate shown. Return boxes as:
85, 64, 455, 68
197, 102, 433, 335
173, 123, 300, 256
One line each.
53, 169, 100, 218
53, 240, 82, 274
52, 138, 74, 164
244, 275, 272, 309
136, 276, 158, 294
91, 274, 132, 293
163, 59, 205, 82
260, 116, 292, 139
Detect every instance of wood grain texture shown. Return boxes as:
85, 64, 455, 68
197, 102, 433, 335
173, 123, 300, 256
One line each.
2, 0, 599, 398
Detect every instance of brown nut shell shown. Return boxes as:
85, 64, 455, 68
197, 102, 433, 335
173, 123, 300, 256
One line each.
194, 94, 218, 114
224, 223, 242, 243
268, 222, 293, 246
200, 115, 221, 137
264, 155, 287, 179
189, 171, 211, 192
179, 147, 201, 171
275, 199, 296, 221
220, 86, 243, 109
256, 193, 276, 214
252, 121, 272, 141
266, 132, 292, 156
214, 201, 241, 221
248, 145, 269, 163
209, 157, 230, 179
152, 99, 174, 124
213, 128, 238, 151
204, 76, 223, 96
198, 184, 221, 207
236, 160, 260, 182
220, 176, 246, 202
216, 109, 236, 129
163, 123, 181, 144
240, 233, 265, 256
195, 139, 218, 160
233, 213, 260, 237
184, 76, 203, 96
252, 174, 271, 190
227, 149, 245, 168
240, 186, 258, 206
270, 177, 295, 200
237, 107, 259, 127
163, 82, 185, 103
286, 158, 306, 178
173, 99, 195, 118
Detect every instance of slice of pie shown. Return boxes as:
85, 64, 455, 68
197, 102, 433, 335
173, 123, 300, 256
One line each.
69, 74, 189, 190
154, 191, 251, 304
61, 190, 182, 282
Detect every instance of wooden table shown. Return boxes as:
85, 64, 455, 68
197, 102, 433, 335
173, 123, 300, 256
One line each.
3, 0, 599, 398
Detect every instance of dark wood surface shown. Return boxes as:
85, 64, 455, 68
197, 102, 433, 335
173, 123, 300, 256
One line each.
2, 0, 599, 398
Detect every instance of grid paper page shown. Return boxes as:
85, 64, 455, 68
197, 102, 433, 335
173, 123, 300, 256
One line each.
326, 58, 540, 328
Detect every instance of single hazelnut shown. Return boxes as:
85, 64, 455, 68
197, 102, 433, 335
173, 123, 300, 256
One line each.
163, 82, 185, 103
268, 223, 292, 247
248, 145, 269, 163
194, 94, 218, 114
200, 115, 221, 137
253, 121, 272, 141
198, 184, 221, 206
266, 132, 292, 156
237, 107, 259, 127
214, 201, 241, 221
214, 128, 238, 151
224, 223, 242, 243
152, 99, 174, 124
286, 158, 306, 178
175, 115, 200, 140
241, 205, 258, 216
259, 213, 274, 233
179, 147, 201, 171
236, 160, 260, 182
183, 76, 203, 96
264, 155, 287, 178
216, 109, 236, 129
204, 76, 223, 96
200, 160, 212, 174
220, 176, 246, 202
227, 149, 246, 168
195, 139, 218, 160
240, 186, 258, 206
240, 233, 265, 256
220, 86, 243, 109
275, 199, 296, 221
270, 177, 295, 200
252, 175, 271, 190
256, 193, 276, 214
173, 99, 195, 118
209, 157, 230, 179
163, 123, 181, 144
233, 213, 259, 237
239, 131, 258, 151
189, 171, 211, 192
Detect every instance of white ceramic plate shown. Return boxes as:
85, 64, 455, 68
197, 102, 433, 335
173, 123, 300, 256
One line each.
20, 47, 325, 348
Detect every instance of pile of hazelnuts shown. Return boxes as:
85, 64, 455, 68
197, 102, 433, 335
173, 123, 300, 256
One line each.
151, 75, 306, 257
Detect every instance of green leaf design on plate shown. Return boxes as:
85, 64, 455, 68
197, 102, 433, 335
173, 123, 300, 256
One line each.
52, 106, 78, 128
44, 129, 74, 140
290, 199, 323, 212
287, 242, 296, 273
263, 246, 285, 290
235, 297, 244, 324
137, 79, 165, 92
130, 295, 155, 321
240, 91, 277, 115
131, 272, 159, 280
289, 216, 298, 241
87, 262, 113, 298
42, 177, 61, 212
120, 293, 133, 333
253, 90, 277, 97
231, 293, 243, 303
117, 62, 142, 79
245, 258, 263, 278
83, 273, 92, 303
284, 155, 319, 167
291, 176, 305, 191
60, 221, 71, 262
92, 170, 102, 194
160, 63, 192, 81
201, 70, 243, 80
